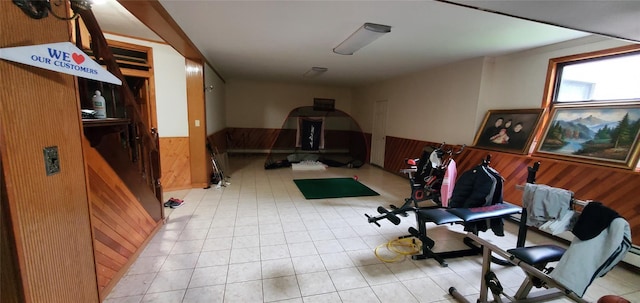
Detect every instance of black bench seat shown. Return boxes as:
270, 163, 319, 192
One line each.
416, 208, 463, 225
409, 203, 522, 266
507, 245, 566, 266
447, 203, 521, 222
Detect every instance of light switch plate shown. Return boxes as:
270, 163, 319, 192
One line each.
43, 146, 60, 176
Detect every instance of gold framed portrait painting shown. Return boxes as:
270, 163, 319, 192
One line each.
473, 109, 544, 154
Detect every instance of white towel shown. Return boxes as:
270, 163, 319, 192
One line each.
522, 184, 573, 227
550, 218, 631, 297
539, 210, 576, 235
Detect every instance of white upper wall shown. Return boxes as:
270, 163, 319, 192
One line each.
353, 35, 632, 146
353, 58, 485, 144
480, 36, 630, 115
225, 79, 353, 129
205, 65, 226, 136
104, 34, 189, 137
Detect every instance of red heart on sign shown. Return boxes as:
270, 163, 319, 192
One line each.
72, 53, 85, 64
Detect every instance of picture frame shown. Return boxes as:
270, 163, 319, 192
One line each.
535, 104, 640, 169
473, 108, 544, 154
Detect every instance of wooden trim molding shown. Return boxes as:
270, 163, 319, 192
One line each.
117, 0, 202, 60
186, 59, 208, 188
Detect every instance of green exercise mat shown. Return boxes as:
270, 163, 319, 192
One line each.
293, 177, 379, 199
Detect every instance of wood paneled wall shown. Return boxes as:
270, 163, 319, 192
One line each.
159, 137, 191, 191
85, 138, 161, 300
384, 136, 640, 245
227, 128, 279, 150
0, 3, 99, 302
208, 129, 228, 153
1, 160, 23, 303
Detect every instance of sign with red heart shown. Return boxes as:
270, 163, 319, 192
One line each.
0, 42, 121, 85
72, 53, 85, 64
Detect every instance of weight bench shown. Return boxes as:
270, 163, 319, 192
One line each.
403, 203, 521, 267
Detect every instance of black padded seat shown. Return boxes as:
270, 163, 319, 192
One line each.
507, 245, 566, 265
417, 208, 463, 225
447, 203, 521, 222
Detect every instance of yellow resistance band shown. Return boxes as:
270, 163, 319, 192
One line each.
374, 237, 421, 263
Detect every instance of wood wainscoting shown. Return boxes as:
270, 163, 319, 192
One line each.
84, 138, 162, 300
384, 136, 640, 245
227, 127, 279, 151
208, 129, 229, 153
226, 127, 371, 159
159, 137, 191, 191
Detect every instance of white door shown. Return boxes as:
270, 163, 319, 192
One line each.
371, 100, 388, 167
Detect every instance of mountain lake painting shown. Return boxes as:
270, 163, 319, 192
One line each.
538, 105, 640, 167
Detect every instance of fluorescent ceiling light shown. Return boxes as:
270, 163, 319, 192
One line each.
333, 23, 391, 55
303, 66, 328, 78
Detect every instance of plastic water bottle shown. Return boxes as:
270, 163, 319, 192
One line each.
92, 90, 107, 118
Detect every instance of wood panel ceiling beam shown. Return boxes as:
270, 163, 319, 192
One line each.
116, 0, 203, 61
116, 0, 225, 82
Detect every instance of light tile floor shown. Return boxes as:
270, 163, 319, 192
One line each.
105, 155, 639, 303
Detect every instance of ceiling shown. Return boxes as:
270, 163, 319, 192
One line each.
91, 1, 640, 87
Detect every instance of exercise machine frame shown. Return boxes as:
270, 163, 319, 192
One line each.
449, 232, 586, 303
